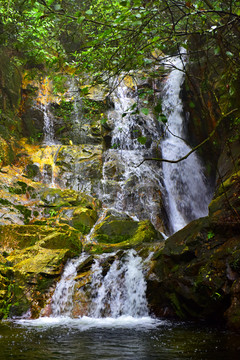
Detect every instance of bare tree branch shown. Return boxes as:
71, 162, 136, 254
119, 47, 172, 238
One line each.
137, 108, 238, 167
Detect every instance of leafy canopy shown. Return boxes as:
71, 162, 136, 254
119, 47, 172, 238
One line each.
1, 0, 240, 77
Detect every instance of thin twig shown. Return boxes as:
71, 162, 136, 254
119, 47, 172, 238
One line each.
136, 108, 238, 167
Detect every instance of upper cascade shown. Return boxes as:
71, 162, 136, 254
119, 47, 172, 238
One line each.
96, 75, 166, 231
161, 51, 211, 233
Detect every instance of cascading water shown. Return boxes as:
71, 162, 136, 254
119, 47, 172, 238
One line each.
28, 55, 212, 327
49, 250, 149, 321
90, 250, 148, 318
98, 77, 166, 230
161, 52, 211, 233
67, 79, 84, 144
51, 253, 89, 317
41, 102, 56, 145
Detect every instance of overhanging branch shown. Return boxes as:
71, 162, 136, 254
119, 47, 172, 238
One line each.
137, 108, 238, 167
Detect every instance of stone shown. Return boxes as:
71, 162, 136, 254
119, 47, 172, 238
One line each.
86, 210, 164, 254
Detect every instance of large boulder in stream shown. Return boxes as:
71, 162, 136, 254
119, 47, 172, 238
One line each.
85, 210, 164, 254
0, 224, 82, 319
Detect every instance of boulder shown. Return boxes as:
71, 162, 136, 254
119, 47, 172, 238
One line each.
86, 210, 164, 254
0, 224, 82, 319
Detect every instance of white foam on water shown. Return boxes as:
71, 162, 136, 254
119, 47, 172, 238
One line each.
14, 315, 165, 331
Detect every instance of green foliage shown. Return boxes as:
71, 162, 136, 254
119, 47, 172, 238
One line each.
157, 114, 168, 124
0, 0, 240, 149
207, 230, 215, 240
141, 108, 149, 116
1, 0, 240, 83
48, 209, 58, 217
53, 100, 74, 121
137, 136, 147, 145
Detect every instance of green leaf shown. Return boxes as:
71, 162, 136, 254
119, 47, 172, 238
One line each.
86, 9, 93, 15
226, 51, 234, 57
214, 46, 220, 55
137, 136, 147, 145
54, 4, 62, 11
207, 231, 215, 240
130, 103, 137, 110
141, 108, 149, 115
157, 114, 167, 123
77, 16, 85, 24
189, 101, 195, 109
154, 103, 162, 113
81, 87, 89, 95
144, 58, 153, 64
100, 118, 107, 125
133, 20, 142, 26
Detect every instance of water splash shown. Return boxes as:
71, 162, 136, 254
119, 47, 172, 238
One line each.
51, 253, 89, 316
161, 52, 211, 233
90, 250, 148, 318
50, 250, 149, 319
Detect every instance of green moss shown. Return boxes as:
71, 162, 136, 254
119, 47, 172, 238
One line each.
167, 293, 186, 319
92, 218, 162, 245
15, 205, 32, 224
72, 207, 97, 234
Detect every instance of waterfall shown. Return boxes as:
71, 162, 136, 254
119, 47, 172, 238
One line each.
41, 102, 56, 145
51, 253, 89, 316
50, 250, 149, 319
67, 79, 84, 144
98, 77, 166, 230
161, 52, 211, 233
90, 250, 148, 318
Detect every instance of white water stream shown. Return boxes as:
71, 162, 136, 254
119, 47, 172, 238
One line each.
161, 53, 211, 233
98, 78, 165, 229
48, 249, 151, 325
41, 102, 56, 145
89, 250, 148, 318
51, 253, 89, 317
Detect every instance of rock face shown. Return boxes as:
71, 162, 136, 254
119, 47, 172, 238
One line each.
0, 224, 82, 318
85, 209, 164, 254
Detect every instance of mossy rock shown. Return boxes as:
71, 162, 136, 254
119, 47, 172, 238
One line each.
92, 211, 162, 245
40, 188, 101, 210
88, 210, 163, 252
10, 247, 71, 275
0, 224, 82, 254
72, 207, 97, 234
147, 211, 240, 327
25, 163, 41, 179
0, 222, 83, 318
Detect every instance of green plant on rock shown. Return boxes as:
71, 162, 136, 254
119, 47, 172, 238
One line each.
207, 231, 215, 240
48, 209, 58, 217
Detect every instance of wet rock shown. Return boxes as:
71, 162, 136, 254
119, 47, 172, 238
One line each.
86, 210, 164, 254
55, 145, 103, 191
71, 207, 98, 234
0, 224, 82, 318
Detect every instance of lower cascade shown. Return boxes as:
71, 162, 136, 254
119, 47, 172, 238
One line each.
50, 250, 149, 320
